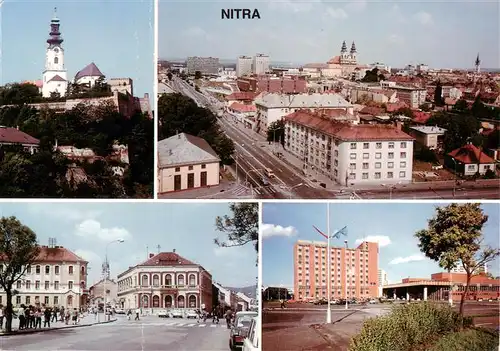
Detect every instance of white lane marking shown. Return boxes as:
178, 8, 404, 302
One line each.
198, 324, 206, 327
210, 324, 217, 328
187, 323, 196, 327
166, 322, 177, 326
176, 323, 185, 327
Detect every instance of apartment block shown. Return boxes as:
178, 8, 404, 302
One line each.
186, 56, 219, 75
293, 240, 379, 301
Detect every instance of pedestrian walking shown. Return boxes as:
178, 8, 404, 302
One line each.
44, 308, 51, 328
134, 307, 140, 321
35, 309, 42, 329
18, 305, 26, 330
60, 307, 65, 322
127, 309, 132, 320
65, 310, 70, 325
28, 307, 34, 328
72, 309, 78, 325
51, 308, 58, 323
0, 304, 4, 329
224, 308, 233, 329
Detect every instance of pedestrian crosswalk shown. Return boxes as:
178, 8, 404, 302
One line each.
231, 184, 250, 196
104, 321, 228, 329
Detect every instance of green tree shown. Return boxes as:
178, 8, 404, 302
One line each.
434, 81, 444, 106
215, 202, 259, 252
361, 68, 381, 83
194, 71, 202, 80
392, 107, 414, 118
0, 216, 40, 332
452, 99, 468, 113
426, 112, 480, 152
415, 203, 500, 316
267, 120, 285, 147
167, 72, 173, 81
419, 103, 431, 112
0, 83, 41, 106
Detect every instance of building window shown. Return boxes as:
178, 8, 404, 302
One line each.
363, 153, 369, 159
165, 274, 172, 286
363, 143, 369, 149
399, 171, 406, 178
178, 275, 185, 286
350, 143, 356, 149
35, 281, 40, 290
54, 281, 59, 290
388, 172, 394, 178
349, 163, 356, 170
188, 165, 194, 171
175, 167, 180, 172
201, 164, 206, 169
375, 172, 381, 179
68, 266, 73, 275
362, 163, 369, 169
68, 281, 73, 290
376, 143, 382, 149
26, 266, 31, 274
388, 142, 394, 149
153, 275, 160, 287
400, 161, 406, 168
45, 266, 50, 274
44, 296, 49, 305
189, 274, 196, 286
26, 296, 30, 304
55, 266, 59, 275
54, 296, 58, 305
54, 57, 59, 64
45, 281, 49, 290
388, 152, 394, 159
26, 280, 31, 289
467, 165, 475, 171
141, 275, 149, 286
375, 162, 381, 169
388, 162, 394, 168
375, 153, 381, 159
401, 142, 407, 148
362, 173, 368, 179
349, 173, 356, 180
16, 281, 21, 289
36, 265, 41, 274
16, 296, 21, 305
400, 152, 407, 158
350, 153, 356, 160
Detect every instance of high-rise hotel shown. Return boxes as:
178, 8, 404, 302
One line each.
293, 240, 379, 301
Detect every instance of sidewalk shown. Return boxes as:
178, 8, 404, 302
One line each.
0, 313, 117, 336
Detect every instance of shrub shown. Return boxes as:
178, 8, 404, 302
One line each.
428, 328, 499, 351
349, 302, 472, 351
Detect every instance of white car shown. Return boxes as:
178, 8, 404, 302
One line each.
242, 316, 260, 351
171, 309, 183, 318
185, 309, 198, 319
157, 310, 169, 318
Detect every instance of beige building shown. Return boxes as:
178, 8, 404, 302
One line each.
409, 126, 447, 150
117, 251, 213, 311
0, 245, 89, 309
157, 133, 221, 194
89, 278, 118, 307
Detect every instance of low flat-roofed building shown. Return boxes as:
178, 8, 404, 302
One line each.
409, 126, 447, 150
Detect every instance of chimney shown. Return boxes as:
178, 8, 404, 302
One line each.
149, 253, 154, 258
16, 126, 19, 130
173, 249, 176, 253
396, 121, 403, 130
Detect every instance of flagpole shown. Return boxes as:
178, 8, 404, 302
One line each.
326, 203, 331, 324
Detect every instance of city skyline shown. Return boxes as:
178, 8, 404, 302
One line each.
0, 203, 257, 288
262, 202, 500, 288
160, 1, 499, 69
1, 1, 154, 97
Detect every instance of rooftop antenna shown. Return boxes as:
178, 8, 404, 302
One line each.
48, 237, 57, 248
157, 244, 161, 254
146, 246, 149, 258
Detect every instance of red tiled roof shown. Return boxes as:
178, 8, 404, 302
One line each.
315, 109, 350, 117
0, 127, 39, 145
412, 111, 432, 124
284, 111, 414, 141
137, 252, 197, 267
444, 98, 457, 105
359, 106, 385, 116
327, 56, 341, 64
36, 246, 87, 263
226, 92, 258, 101
448, 144, 495, 164
229, 102, 256, 113
386, 102, 408, 112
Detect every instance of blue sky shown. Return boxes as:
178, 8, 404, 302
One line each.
0, 203, 257, 288
1, 0, 154, 97
159, 0, 499, 69
262, 202, 500, 288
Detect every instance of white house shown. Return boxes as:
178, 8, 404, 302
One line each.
447, 144, 496, 176
74, 62, 105, 87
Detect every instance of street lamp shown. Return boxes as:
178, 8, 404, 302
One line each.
288, 183, 304, 199
103, 238, 125, 321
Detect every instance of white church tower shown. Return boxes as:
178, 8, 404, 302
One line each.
42, 8, 68, 98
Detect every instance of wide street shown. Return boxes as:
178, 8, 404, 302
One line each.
0, 315, 231, 351
168, 76, 500, 200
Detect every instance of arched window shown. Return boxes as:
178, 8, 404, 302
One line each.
177, 295, 185, 308
81, 266, 85, 275
165, 295, 172, 308
141, 275, 149, 286
177, 275, 184, 286
54, 57, 59, 64
153, 295, 160, 308
188, 295, 197, 308
189, 274, 196, 286
67, 295, 73, 306
153, 275, 160, 287
165, 274, 172, 286
142, 295, 149, 308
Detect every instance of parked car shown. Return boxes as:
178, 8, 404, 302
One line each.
261, 176, 270, 186
171, 309, 183, 318
369, 299, 378, 304
230, 311, 258, 350
242, 316, 260, 351
115, 308, 125, 314
157, 310, 169, 318
185, 309, 198, 319
314, 298, 327, 305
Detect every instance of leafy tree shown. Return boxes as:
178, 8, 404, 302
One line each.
415, 145, 438, 163
0, 216, 40, 332
0, 83, 41, 106
158, 93, 234, 165
415, 203, 500, 316
267, 120, 285, 147
215, 202, 259, 252
392, 107, 414, 118
419, 103, 431, 112
426, 112, 480, 152
453, 99, 468, 113
167, 72, 173, 81
361, 68, 382, 83
194, 71, 202, 80
434, 81, 444, 106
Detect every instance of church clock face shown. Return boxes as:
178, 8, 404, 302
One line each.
54, 48, 59, 53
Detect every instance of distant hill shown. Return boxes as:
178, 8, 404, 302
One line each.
227, 285, 257, 299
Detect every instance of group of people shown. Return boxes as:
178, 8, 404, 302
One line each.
0, 305, 82, 330
193, 306, 234, 329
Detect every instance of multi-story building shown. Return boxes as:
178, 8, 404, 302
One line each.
116, 251, 212, 311
236, 56, 253, 77
89, 278, 118, 307
186, 56, 219, 75
293, 240, 379, 301
387, 85, 427, 109
237, 76, 307, 94
284, 111, 414, 185
253, 54, 270, 75
450, 264, 487, 274
378, 269, 388, 297
409, 126, 447, 150
108, 78, 133, 96
254, 93, 353, 133
0, 245, 89, 309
